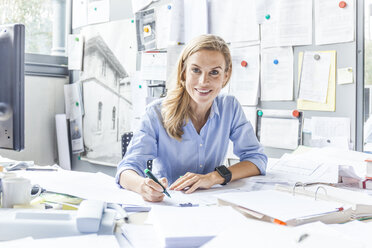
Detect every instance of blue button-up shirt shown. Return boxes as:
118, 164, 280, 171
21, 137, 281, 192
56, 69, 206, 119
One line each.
116, 94, 267, 186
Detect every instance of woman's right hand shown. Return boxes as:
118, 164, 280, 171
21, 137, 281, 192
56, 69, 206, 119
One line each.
139, 177, 168, 202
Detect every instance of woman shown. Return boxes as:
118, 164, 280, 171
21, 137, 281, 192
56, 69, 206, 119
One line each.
116, 34, 267, 202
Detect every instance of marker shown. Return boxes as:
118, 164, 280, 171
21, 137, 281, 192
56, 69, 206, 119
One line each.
144, 168, 171, 198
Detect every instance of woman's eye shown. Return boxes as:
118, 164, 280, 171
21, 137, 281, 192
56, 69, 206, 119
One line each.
210, 70, 219, 76
192, 68, 200, 73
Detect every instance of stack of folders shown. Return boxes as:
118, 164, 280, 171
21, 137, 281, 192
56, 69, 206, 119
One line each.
216, 190, 352, 226
148, 206, 249, 248
275, 184, 372, 220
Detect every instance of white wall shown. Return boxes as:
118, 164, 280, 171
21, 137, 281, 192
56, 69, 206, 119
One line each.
0, 75, 68, 165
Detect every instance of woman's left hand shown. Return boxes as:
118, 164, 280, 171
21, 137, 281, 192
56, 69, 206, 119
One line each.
169, 171, 224, 194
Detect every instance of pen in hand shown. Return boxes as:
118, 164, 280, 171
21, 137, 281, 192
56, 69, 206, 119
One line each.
144, 168, 171, 198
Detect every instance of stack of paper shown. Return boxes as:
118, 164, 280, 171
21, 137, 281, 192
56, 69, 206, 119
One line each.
148, 206, 248, 248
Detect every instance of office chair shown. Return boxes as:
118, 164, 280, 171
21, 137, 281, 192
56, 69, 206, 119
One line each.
121, 132, 152, 171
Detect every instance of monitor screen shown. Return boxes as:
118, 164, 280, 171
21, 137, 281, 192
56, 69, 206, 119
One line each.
0, 23, 25, 151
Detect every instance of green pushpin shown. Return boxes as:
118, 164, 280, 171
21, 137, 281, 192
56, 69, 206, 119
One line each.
78, 156, 81, 160
139, 85, 142, 89
131, 19, 134, 23
94, 7, 97, 11
265, 14, 270, 20
257, 110, 263, 116
75, 102, 79, 107
75, 37, 79, 42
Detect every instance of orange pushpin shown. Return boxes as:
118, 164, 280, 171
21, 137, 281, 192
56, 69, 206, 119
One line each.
241, 60, 248, 67
144, 27, 149, 33
292, 110, 300, 118
339, 1, 347, 8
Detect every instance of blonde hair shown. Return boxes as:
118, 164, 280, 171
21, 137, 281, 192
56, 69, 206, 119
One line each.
161, 34, 232, 141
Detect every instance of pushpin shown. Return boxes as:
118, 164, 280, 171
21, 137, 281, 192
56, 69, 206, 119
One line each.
78, 156, 81, 160
292, 110, 300, 118
75, 37, 79, 42
257, 110, 263, 116
273, 59, 279, 65
94, 7, 97, 11
314, 54, 320, 60
75, 102, 79, 107
177, 42, 182, 45
339, 1, 347, 8
131, 19, 134, 23
144, 27, 150, 33
265, 14, 270, 20
168, 5, 171, 9
139, 85, 142, 89
241, 60, 248, 67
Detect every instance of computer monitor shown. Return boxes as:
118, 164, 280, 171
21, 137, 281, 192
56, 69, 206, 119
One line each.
0, 23, 25, 151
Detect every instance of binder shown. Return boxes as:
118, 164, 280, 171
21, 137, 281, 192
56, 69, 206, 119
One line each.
275, 183, 372, 220
217, 189, 352, 226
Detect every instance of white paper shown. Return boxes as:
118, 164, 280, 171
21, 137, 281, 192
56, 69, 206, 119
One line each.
131, 0, 154, 14
298, 51, 332, 103
311, 117, 350, 140
87, 0, 110, 25
155, 4, 172, 49
228, 45, 260, 106
260, 117, 299, 150
315, 0, 355, 45
140, 52, 167, 81
16, 170, 146, 206
216, 190, 343, 223
337, 67, 354, 85
209, 0, 259, 43
64, 82, 84, 120
72, 0, 88, 29
253, 0, 275, 24
169, 0, 208, 44
261, 47, 293, 101
131, 72, 148, 119
261, 0, 312, 48
270, 153, 322, 176
68, 34, 84, 70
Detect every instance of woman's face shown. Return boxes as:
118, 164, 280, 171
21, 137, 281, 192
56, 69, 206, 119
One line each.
183, 49, 229, 111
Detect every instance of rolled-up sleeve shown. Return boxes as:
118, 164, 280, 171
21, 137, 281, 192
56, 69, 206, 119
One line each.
229, 98, 267, 175
115, 107, 159, 187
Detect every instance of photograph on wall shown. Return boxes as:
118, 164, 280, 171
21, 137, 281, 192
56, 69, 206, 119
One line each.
79, 19, 137, 166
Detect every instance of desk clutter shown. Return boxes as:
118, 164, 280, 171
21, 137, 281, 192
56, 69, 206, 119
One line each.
3, 146, 372, 246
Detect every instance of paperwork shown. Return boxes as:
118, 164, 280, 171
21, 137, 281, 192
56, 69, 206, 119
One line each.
140, 52, 167, 81
217, 190, 349, 226
148, 206, 248, 248
67, 34, 84, 70
260, 47, 293, 101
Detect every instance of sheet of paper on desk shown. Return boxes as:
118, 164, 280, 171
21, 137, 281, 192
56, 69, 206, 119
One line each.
148, 206, 249, 248
16, 170, 146, 206
0, 234, 119, 248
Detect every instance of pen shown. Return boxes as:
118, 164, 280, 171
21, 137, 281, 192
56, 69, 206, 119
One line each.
144, 168, 171, 198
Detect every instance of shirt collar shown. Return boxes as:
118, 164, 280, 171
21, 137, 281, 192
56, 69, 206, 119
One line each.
208, 98, 220, 119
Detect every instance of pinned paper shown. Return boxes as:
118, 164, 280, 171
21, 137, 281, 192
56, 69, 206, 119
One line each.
337, 67, 354, 85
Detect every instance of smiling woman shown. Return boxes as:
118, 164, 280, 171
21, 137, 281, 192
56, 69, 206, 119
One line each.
116, 34, 267, 202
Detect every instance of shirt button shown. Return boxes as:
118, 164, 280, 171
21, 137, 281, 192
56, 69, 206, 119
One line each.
200, 143, 203, 147
200, 164, 203, 168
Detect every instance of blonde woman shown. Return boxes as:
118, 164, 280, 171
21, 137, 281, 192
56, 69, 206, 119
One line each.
116, 34, 267, 202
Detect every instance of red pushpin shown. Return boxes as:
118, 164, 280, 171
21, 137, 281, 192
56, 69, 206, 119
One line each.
241, 60, 248, 67
339, 1, 347, 8
292, 110, 300, 118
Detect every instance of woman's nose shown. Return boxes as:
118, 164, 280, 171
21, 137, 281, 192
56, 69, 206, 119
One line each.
198, 73, 208, 84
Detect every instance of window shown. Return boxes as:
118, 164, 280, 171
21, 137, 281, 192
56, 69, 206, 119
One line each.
0, 0, 68, 77
112, 107, 116, 130
102, 59, 107, 77
97, 102, 102, 132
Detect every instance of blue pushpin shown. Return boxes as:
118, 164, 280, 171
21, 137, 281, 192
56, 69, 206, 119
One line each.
273, 59, 279, 65
168, 5, 171, 10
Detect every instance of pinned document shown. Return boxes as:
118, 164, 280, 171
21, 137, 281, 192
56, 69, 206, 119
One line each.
297, 51, 336, 111
337, 67, 354, 85
87, 0, 110, 25
72, 0, 88, 29
68, 34, 84, 71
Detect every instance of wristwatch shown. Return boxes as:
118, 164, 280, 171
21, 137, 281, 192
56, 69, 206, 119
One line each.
215, 165, 232, 185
